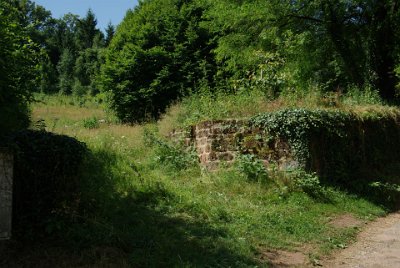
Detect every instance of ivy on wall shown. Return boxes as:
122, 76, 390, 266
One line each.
250, 109, 400, 184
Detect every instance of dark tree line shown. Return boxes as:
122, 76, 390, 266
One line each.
10, 0, 115, 96
0, 0, 115, 137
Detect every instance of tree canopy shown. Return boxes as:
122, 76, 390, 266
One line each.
98, 0, 400, 122
100, 0, 218, 122
0, 0, 38, 138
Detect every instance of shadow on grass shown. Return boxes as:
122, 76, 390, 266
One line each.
79, 149, 259, 266
319, 166, 400, 211
2, 148, 258, 267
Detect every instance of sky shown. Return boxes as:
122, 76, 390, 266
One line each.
34, 0, 138, 31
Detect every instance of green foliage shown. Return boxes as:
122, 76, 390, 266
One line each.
293, 171, 322, 193
342, 86, 383, 105
104, 22, 115, 46
235, 154, 268, 183
75, 9, 102, 50
169, 88, 271, 128
368, 181, 400, 205
0, 0, 38, 139
251, 109, 353, 165
100, 0, 218, 122
207, 0, 400, 100
12, 0, 60, 94
144, 129, 198, 171
14, 1, 106, 95
11, 130, 87, 235
289, 170, 333, 201
57, 48, 75, 94
251, 108, 400, 190
83, 116, 100, 129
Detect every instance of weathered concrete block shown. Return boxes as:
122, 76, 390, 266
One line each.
0, 151, 13, 240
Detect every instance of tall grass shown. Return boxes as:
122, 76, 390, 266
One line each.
158, 86, 395, 136
3, 93, 390, 267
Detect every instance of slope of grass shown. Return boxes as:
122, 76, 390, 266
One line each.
158, 86, 396, 136
2, 93, 392, 267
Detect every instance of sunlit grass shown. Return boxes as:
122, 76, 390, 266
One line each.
158, 87, 398, 136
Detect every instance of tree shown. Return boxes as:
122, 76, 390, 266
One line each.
0, 0, 38, 138
105, 22, 115, 46
74, 47, 103, 95
57, 49, 75, 94
100, 0, 218, 122
206, 0, 400, 100
75, 9, 102, 50
11, 0, 60, 93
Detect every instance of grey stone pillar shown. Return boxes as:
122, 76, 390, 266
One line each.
0, 151, 13, 240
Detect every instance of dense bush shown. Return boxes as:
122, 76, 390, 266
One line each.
11, 130, 87, 234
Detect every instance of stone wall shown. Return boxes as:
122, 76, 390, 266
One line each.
171, 120, 296, 170
194, 120, 247, 169
0, 151, 13, 240
171, 114, 400, 185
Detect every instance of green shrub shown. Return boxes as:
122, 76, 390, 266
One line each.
11, 130, 87, 235
367, 181, 400, 206
235, 154, 268, 183
83, 116, 100, 129
144, 130, 198, 171
342, 86, 382, 105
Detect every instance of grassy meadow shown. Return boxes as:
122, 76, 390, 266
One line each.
3, 92, 391, 267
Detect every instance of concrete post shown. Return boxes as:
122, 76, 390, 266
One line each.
0, 150, 13, 240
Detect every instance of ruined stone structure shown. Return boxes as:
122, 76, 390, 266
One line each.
170, 114, 400, 186
170, 119, 296, 170
194, 120, 247, 169
0, 151, 13, 240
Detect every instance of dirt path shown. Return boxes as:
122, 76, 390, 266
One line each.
323, 212, 400, 267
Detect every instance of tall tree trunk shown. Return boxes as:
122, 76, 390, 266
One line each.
323, 2, 364, 87
370, 1, 398, 101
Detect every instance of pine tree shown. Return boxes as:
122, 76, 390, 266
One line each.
57, 48, 75, 94
105, 22, 115, 46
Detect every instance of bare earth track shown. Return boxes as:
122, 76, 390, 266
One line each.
323, 212, 400, 268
